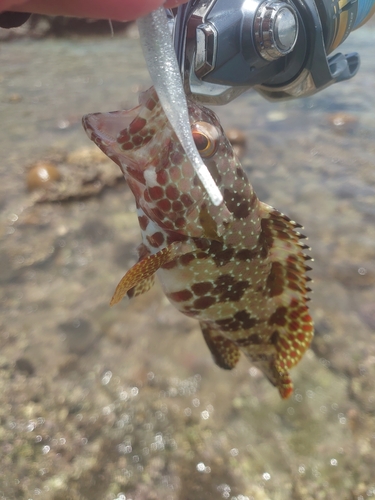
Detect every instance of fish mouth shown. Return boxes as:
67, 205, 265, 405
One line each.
82, 108, 139, 146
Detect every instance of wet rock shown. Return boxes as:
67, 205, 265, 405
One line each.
357, 302, 375, 331
349, 361, 375, 413
353, 199, 375, 220
58, 317, 100, 355
0, 222, 57, 283
334, 181, 375, 200
29, 147, 124, 203
80, 218, 113, 245
15, 357, 35, 375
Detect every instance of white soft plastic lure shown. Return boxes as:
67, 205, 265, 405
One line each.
136, 7, 223, 207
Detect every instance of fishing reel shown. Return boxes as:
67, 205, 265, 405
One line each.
172, 0, 375, 104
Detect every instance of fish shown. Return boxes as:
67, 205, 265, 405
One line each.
82, 87, 314, 399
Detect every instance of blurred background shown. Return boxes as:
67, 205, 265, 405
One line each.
0, 16, 374, 500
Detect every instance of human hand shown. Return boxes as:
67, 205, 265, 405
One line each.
0, 0, 188, 21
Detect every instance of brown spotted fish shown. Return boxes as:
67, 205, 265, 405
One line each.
83, 87, 313, 399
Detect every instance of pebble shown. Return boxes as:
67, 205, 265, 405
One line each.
28, 148, 123, 203
7, 93, 22, 103
327, 112, 358, 134
226, 128, 247, 147
266, 110, 288, 122
26, 160, 61, 191
226, 128, 247, 158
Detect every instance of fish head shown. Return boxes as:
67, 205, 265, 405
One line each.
83, 87, 244, 239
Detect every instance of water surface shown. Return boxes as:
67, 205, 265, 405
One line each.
0, 26, 374, 500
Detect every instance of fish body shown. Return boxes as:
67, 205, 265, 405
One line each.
83, 87, 313, 398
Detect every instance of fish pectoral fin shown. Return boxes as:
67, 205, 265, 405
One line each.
127, 274, 155, 300
200, 322, 241, 370
125, 244, 155, 299
110, 243, 182, 306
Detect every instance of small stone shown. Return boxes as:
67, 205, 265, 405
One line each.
26, 161, 61, 191
7, 93, 22, 103
232, 144, 245, 159
266, 110, 287, 122
226, 128, 247, 147
29, 148, 123, 203
327, 112, 358, 134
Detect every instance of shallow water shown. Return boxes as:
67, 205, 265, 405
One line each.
0, 26, 374, 500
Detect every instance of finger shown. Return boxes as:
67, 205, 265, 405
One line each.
6, 0, 188, 21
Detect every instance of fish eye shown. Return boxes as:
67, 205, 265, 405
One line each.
191, 121, 219, 158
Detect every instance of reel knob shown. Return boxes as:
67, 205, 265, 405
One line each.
254, 0, 299, 60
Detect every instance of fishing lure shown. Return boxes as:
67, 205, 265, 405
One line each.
83, 87, 313, 398
137, 7, 223, 206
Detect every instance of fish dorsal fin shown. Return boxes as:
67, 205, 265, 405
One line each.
258, 202, 314, 397
110, 242, 187, 306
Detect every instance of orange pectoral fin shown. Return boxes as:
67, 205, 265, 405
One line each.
110, 243, 183, 306
127, 275, 155, 300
